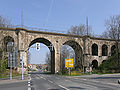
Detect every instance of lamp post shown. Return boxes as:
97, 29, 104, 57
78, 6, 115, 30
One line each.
21, 47, 30, 80
7, 42, 14, 80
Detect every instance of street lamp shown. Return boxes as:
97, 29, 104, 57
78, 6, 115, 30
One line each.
7, 42, 14, 80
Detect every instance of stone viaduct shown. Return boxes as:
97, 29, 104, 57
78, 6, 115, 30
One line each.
0, 28, 118, 73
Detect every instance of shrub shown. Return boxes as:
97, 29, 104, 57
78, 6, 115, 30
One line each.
0, 60, 8, 74
98, 54, 120, 73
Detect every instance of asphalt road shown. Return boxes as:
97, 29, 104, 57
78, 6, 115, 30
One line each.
29, 72, 120, 90
0, 72, 120, 90
0, 81, 28, 90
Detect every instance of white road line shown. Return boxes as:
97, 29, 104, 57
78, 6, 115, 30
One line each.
28, 81, 31, 90
40, 76, 46, 80
106, 83, 119, 86
65, 80, 70, 82
28, 87, 31, 90
56, 77, 60, 79
28, 83, 31, 87
83, 79, 87, 80
48, 80, 54, 84
40, 76, 43, 78
39, 75, 46, 80
28, 74, 31, 81
74, 78, 78, 79
28, 74, 31, 90
58, 85, 70, 90
43, 78, 46, 80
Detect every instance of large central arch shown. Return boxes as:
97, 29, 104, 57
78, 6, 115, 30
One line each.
62, 40, 83, 69
29, 38, 55, 73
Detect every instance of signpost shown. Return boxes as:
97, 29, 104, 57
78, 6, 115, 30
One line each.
65, 58, 74, 75
8, 47, 18, 67
7, 42, 18, 80
7, 42, 14, 80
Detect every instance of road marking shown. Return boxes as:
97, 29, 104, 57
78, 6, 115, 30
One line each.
56, 77, 60, 79
43, 78, 46, 80
83, 79, 87, 80
28, 81, 31, 90
40, 76, 43, 79
40, 76, 46, 80
48, 80, 54, 84
74, 78, 78, 79
106, 82, 119, 86
65, 80, 70, 82
28, 74, 31, 90
58, 85, 70, 90
28, 87, 31, 90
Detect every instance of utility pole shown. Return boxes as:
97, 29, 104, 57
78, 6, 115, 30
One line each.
21, 8, 23, 28
86, 16, 89, 36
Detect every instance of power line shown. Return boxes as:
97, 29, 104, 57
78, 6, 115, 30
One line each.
45, 0, 55, 27
86, 16, 88, 35
21, 8, 24, 28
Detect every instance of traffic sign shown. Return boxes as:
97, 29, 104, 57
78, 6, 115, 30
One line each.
8, 47, 18, 67
7, 42, 14, 52
65, 58, 74, 68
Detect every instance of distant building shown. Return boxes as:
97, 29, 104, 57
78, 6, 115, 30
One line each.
39, 64, 48, 71
28, 64, 38, 71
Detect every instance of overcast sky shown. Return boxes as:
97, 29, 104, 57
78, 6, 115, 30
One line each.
1, 0, 120, 64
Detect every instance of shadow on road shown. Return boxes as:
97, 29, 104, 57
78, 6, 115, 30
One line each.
28, 71, 52, 75
69, 86, 85, 89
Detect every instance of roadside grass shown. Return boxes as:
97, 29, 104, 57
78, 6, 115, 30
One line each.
44, 71, 51, 74
61, 71, 91, 76
61, 70, 120, 76
0, 69, 27, 79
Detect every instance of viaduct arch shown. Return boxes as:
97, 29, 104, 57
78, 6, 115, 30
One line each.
0, 28, 119, 73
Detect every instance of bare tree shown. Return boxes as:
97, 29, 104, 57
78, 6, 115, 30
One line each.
45, 52, 51, 71
60, 45, 74, 74
0, 15, 12, 60
68, 24, 93, 36
100, 15, 120, 39
0, 15, 11, 28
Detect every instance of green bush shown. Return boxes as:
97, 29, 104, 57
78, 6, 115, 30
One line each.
98, 54, 120, 73
0, 59, 8, 74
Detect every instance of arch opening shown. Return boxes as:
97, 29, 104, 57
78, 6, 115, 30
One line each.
3, 36, 14, 52
28, 38, 55, 74
60, 40, 83, 74
60, 45, 75, 74
92, 43, 98, 56
92, 60, 98, 69
1, 36, 14, 60
111, 45, 116, 56
102, 44, 108, 56
102, 60, 106, 64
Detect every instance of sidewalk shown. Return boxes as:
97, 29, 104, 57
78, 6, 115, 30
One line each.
67, 73, 120, 85
0, 75, 29, 85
